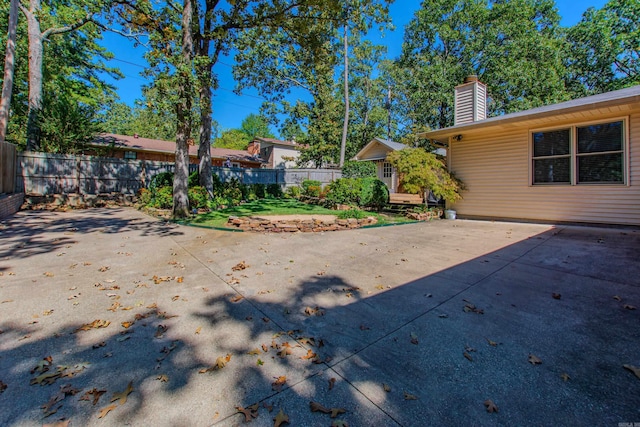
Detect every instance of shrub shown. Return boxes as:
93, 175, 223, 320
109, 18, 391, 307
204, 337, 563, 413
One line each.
325, 178, 361, 206
337, 208, 368, 219
286, 186, 302, 199
301, 179, 322, 197
188, 171, 200, 188
150, 186, 173, 209
358, 177, 389, 211
250, 184, 267, 200
188, 186, 209, 209
266, 183, 284, 198
138, 188, 152, 206
150, 172, 173, 190
342, 160, 376, 179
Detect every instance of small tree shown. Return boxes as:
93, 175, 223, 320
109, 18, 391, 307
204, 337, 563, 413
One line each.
387, 148, 464, 203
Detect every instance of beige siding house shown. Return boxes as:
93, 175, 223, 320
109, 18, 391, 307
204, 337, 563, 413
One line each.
424, 83, 640, 226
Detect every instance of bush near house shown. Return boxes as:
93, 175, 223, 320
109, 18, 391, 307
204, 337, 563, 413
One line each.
324, 177, 389, 211
341, 160, 377, 179
301, 179, 322, 197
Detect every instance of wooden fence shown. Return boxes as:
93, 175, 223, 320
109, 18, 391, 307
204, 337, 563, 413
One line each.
1, 141, 17, 194
15, 152, 341, 195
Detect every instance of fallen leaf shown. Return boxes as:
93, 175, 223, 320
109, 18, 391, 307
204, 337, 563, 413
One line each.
44, 272, 54, 277
230, 295, 244, 303
561, 373, 571, 382
76, 320, 110, 332
404, 391, 417, 400
31, 356, 53, 374
121, 321, 134, 329
463, 352, 473, 362
359, 324, 370, 331
154, 325, 168, 338
623, 364, 640, 379
262, 344, 269, 352
613, 295, 622, 301
623, 304, 636, 310
110, 381, 133, 405
171, 295, 180, 301
263, 402, 273, 412
156, 374, 169, 382
486, 338, 499, 347
484, 399, 499, 413
195, 326, 202, 335
176, 276, 184, 283
410, 332, 419, 345
232, 261, 248, 271
528, 354, 543, 365
248, 348, 262, 355
301, 349, 317, 360
98, 404, 118, 418
272, 376, 287, 392
304, 306, 325, 316
98, 266, 110, 272
236, 405, 258, 422
552, 293, 562, 300
79, 388, 106, 405
216, 354, 232, 369
0, 381, 6, 393
331, 420, 349, 427
273, 408, 289, 427
328, 377, 336, 390
383, 383, 391, 392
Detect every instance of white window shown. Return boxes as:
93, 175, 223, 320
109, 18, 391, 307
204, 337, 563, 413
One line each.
383, 162, 393, 178
531, 119, 625, 185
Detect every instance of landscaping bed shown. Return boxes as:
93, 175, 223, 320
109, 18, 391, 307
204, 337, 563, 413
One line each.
225, 214, 377, 232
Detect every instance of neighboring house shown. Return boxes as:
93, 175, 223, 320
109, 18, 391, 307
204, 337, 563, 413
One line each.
247, 137, 301, 168
89, 134, 264, 168
352, 138, 407, 193
423, 77, 640, 226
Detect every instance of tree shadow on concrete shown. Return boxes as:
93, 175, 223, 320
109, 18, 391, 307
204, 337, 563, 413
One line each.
1, 226, 639, 426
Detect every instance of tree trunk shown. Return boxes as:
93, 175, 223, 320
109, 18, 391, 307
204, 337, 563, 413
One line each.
24, 0, 44, 150
198, 79, 213, 197
0, 0, 19, 143
339, 21, 349, 167
173, 0, 193, 219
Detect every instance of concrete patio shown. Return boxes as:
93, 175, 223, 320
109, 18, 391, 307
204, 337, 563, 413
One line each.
0, 207, 638, 426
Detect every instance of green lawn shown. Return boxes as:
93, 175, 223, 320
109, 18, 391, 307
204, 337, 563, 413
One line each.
187, 198, 413, 229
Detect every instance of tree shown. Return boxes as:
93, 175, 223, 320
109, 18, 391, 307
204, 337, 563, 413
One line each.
0, 0, 19, 143
240, 113, 274, 140
213, 129, 250, 150
565, 0, 640, 96
389, 0, 569, 132
387, 148, 463, 203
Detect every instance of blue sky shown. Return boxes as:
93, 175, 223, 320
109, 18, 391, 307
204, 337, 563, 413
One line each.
101, 0, 607, 135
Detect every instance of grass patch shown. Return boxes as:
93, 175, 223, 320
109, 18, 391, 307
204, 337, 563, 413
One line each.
187, 198, 412, 229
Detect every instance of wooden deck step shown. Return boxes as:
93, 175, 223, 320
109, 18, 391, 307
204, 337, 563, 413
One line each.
388, 193, 423, 205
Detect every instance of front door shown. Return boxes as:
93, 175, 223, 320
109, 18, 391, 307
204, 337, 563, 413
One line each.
378, 161, 395, 193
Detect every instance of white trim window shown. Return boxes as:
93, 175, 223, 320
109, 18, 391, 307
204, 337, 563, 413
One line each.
531, 119, 626, 185
124, 151, 137, 160
383, 161, 393, 178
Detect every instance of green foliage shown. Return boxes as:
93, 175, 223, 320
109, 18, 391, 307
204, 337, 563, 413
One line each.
249, 184, 266, 200
188, 171, 200, 188
358, 177, 389, 210
286, 186, 302, 199
301, 180, 323, 197
148, 186, 174, 209
188, 186, 209, 209
213, 129, 251, 150
37, 96, 103, 154
342, 160, 377, 178
565, 0, 640, 95
150, 172, 174, 190
266, 184, 284, 198
240, 114, 274, 139
325, 178, 361, 206
336, 208, 369, 219
387, 148, 464, 203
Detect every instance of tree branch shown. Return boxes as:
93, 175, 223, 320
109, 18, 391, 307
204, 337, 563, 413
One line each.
42, 13, 95, 39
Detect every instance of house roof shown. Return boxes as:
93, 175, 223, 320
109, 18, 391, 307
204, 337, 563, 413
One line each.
92, 134, 264, 164
422, 84, 640, 142
252, 137, 299, 147
352, 137, 407, 161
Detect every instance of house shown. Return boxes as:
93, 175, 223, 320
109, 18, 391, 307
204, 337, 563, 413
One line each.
352, 138, 407, 193
247, 137, 301, 168
89, 134, 264, 168
423, 77, 640, 226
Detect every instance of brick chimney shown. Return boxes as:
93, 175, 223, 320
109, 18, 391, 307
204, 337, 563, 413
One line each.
454, 75, 487, 125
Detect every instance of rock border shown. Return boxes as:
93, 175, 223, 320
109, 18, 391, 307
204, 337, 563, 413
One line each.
226, 215, 377, 232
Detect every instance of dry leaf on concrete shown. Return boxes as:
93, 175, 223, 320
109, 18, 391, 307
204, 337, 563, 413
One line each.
484, 399, 499, 413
